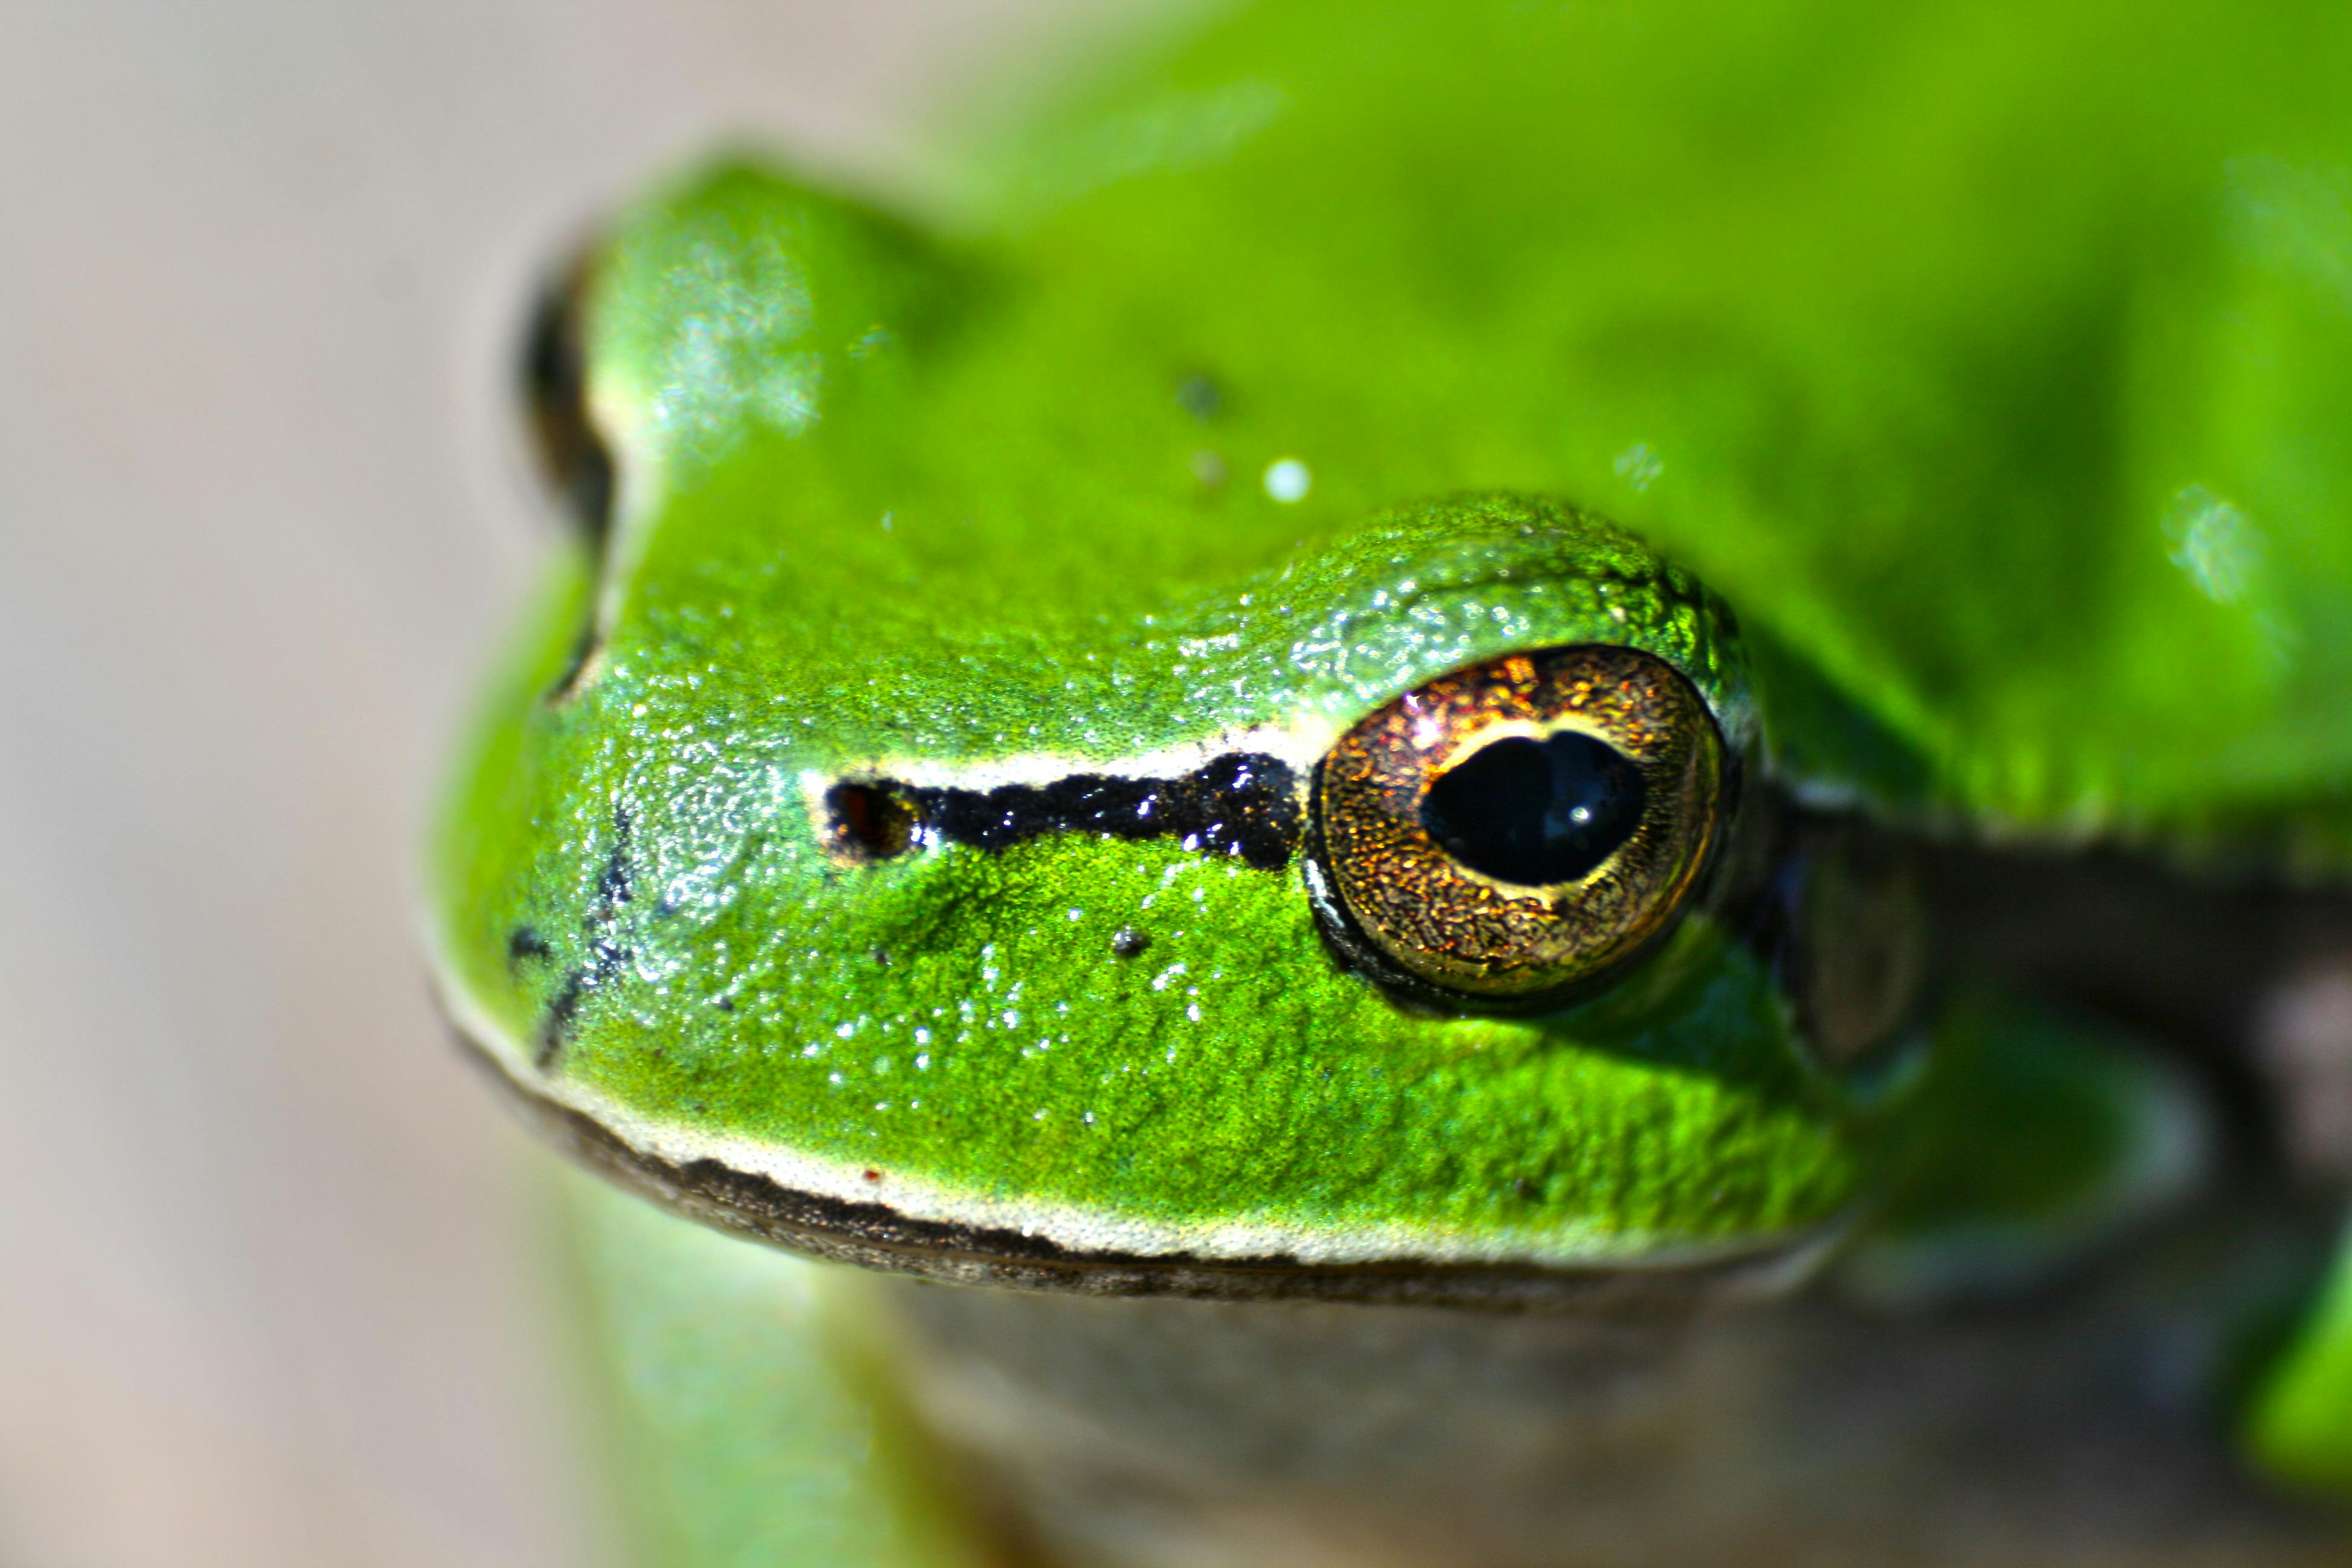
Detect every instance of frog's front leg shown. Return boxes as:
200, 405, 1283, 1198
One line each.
2249, 1226, 2352, 1498
560, 1168, 1001, 1568
1832, 981, 2352, 1508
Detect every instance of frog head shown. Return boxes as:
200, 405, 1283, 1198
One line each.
429, 164, 1923, 1305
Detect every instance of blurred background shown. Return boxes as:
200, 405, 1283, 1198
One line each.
0, 5, 1083, 1563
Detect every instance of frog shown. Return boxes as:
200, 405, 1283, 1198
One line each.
425, 1, 2352, 1563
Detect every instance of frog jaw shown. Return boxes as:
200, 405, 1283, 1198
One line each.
442, 953, 1850, 1308
431, 811, 1864, 1307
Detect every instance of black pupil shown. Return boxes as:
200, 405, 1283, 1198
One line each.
1418, 731, 1647, 886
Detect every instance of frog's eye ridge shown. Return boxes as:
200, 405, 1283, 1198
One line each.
1311, 645, 1724, 1008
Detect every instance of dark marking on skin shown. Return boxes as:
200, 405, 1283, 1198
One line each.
521, 255, 614, 553
1111, 927, 1150, 958
537, 970, 588, 1071
598, 806, 635, 909
444, 779, 2352, 1305
1176, 372, 1222, 422
508, 926, 553, 966
523, 254, 619, 705
535, 805, 638, 1073
828, 783, 917, 859
831, 753, 1302, 872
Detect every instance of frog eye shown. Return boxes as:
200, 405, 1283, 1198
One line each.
1310, 645, 1725, 1005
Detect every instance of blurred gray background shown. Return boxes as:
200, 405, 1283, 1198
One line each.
0, 5, 1083, 1563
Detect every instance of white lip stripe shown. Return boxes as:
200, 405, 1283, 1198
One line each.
431, 941, 1797, 1273
813, 720, 1341, 797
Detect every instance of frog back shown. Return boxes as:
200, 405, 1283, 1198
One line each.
942, 0, 2352, 861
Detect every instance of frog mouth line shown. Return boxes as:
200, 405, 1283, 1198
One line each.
439, 977, 1837, 1308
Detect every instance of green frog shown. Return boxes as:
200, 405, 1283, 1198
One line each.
426, 1, 2352, 1561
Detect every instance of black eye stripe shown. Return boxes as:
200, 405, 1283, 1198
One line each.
827, 753, 1302, 871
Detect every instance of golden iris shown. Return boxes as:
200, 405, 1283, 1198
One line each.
1314, 645, 1724, 1002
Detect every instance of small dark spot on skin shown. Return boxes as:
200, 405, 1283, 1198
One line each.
1111, 927, 1150, 959
871, 947, 891, 967
1177, 373, 1222, 421
508, 926, 553, 965
863, 1169, 883, 1183
714, 998, 734, 1013
1512, 1177, 1540, 1202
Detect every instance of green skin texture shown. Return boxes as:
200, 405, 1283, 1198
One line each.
428, 0, 2352, 1549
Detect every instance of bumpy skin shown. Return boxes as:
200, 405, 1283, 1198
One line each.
427, 0, 2352, 1547
439, 476, 1868, 1270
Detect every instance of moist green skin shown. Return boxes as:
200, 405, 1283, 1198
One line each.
435, 0, 2352, 1262
430, 147, 1870, 1263
436, 482, 1854, 1261
429, 0, 2352, 1509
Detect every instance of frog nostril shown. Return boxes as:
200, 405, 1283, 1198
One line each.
523, 250, 622, 707
520, 254, 615, 552
826, 783, 920, 861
